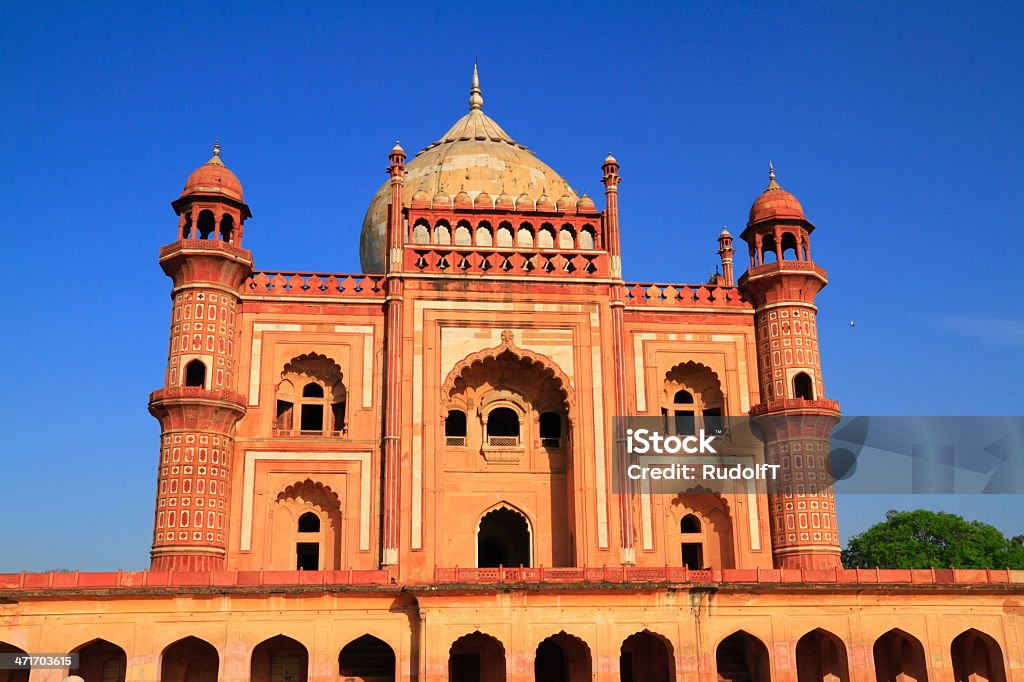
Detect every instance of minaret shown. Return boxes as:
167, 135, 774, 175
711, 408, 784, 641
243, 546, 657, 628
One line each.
739, 164, 842, 570
148, 144, 252, 571
717, 227, 735, 286
381, 140, 406, 567
602, 152, 635, 564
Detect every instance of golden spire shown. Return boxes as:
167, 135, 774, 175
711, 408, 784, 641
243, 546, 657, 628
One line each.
469, 62, 484, 112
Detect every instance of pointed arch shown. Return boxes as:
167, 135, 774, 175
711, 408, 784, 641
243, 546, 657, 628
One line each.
951, 629, 1006, 682
796, 628, 849, 682
477, 501, 533, 568
0, 642, 28, 682
160, 636, 219, 682
873, 628, 927, 682
440, 329, 575, 420
535, 631, 592, 682
716, 630, 770, 682
250, 635, 307, 682
70, 639, 127, 682
339, 634, 395, 681
449, 631, 506, 682
620, 629, 675, 682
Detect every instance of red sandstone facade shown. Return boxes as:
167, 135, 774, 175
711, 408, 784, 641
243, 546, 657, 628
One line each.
0, 70, 1020, 682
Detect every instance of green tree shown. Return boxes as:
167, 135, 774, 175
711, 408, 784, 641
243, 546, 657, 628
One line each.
841, 509, 1024, 569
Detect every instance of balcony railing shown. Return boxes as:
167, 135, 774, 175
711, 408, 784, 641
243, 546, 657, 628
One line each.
445, 436, 467, 447
541, 437, 562, 449
272, 427, 347, 438
486, 436, 520, 448
405, 247, 610, 278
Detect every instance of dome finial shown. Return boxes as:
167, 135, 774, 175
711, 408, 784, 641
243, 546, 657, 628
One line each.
207, 140, 224, 166
469, 61, 484, 112
767, 160, 780, 189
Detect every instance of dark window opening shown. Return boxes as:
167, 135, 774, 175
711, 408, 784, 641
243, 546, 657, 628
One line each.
681, 514, 701, 533
220, 213, 235, 242
540, 412, 562, 448
197, 210, 216, 240
793, 372, 814, 400
478, 507, 530, 567
619, 651, 633, 682
681, 543, 703, 569
184, 360, 206, 388
300, 404, 323, 432
704, 407, 724, 434
331, 401, 346, 432
302, 382, 324, 398
445, 409, 467, 446
276, 400, 293, 431
486, 407, 520, 445
297, 512, 320, 533
296, 542, 319, 570
673, 389, 694, 404
781, 232, 799, 260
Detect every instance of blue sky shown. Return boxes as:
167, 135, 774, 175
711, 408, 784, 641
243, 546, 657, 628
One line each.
1, 2, 1021, 571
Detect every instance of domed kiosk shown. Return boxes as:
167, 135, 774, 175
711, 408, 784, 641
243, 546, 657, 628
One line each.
360, 65, 577, 272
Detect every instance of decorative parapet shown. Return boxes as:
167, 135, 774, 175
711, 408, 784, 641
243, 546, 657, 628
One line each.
404, 247, 609, 279
148, 387, 247, 406
159, 239, 251, 260
623, 283, 748, 308
743, 260, 827, 279
245, 272, 385, 298
749, 397, 841, 416
433, 566, 1024, 586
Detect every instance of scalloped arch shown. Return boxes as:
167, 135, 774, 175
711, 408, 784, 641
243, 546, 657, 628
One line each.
440, 330, 575, 420
276, 478, 342, 511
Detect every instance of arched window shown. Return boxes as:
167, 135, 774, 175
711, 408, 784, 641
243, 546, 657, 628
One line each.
540, 412, 562, 448
579, 226, 596, 250
558, 225, 576, 249
761, 235, 778, 263
476, 223, 493, 246
793, 372, 814, 400
662, 362, 726, 436
184, 359, 206, 388
537, 226, 555, 249
486, 407, 520, 446
680, 513, 703, 569
496, 225, 514, 247
300, 382, 325, 431
197, 210, 216, 240
412, 221, 430, 244
434, 222, 451, 245
220, 213, 235, 242
781, 231, 799, 260
445, 409, 467, 447
454, 222, 472, 245
298, 511, 320, 533
680, 514, 701, 533
275, 354, 347, 437
517, 226, 534, 248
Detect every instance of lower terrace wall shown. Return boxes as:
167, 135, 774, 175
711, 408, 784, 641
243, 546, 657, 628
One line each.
0, 575, 1021, 681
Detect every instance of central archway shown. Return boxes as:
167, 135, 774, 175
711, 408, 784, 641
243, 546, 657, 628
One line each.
250, 635, 307, 682
716, 631, 770, 682
477, 505, 531, 567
